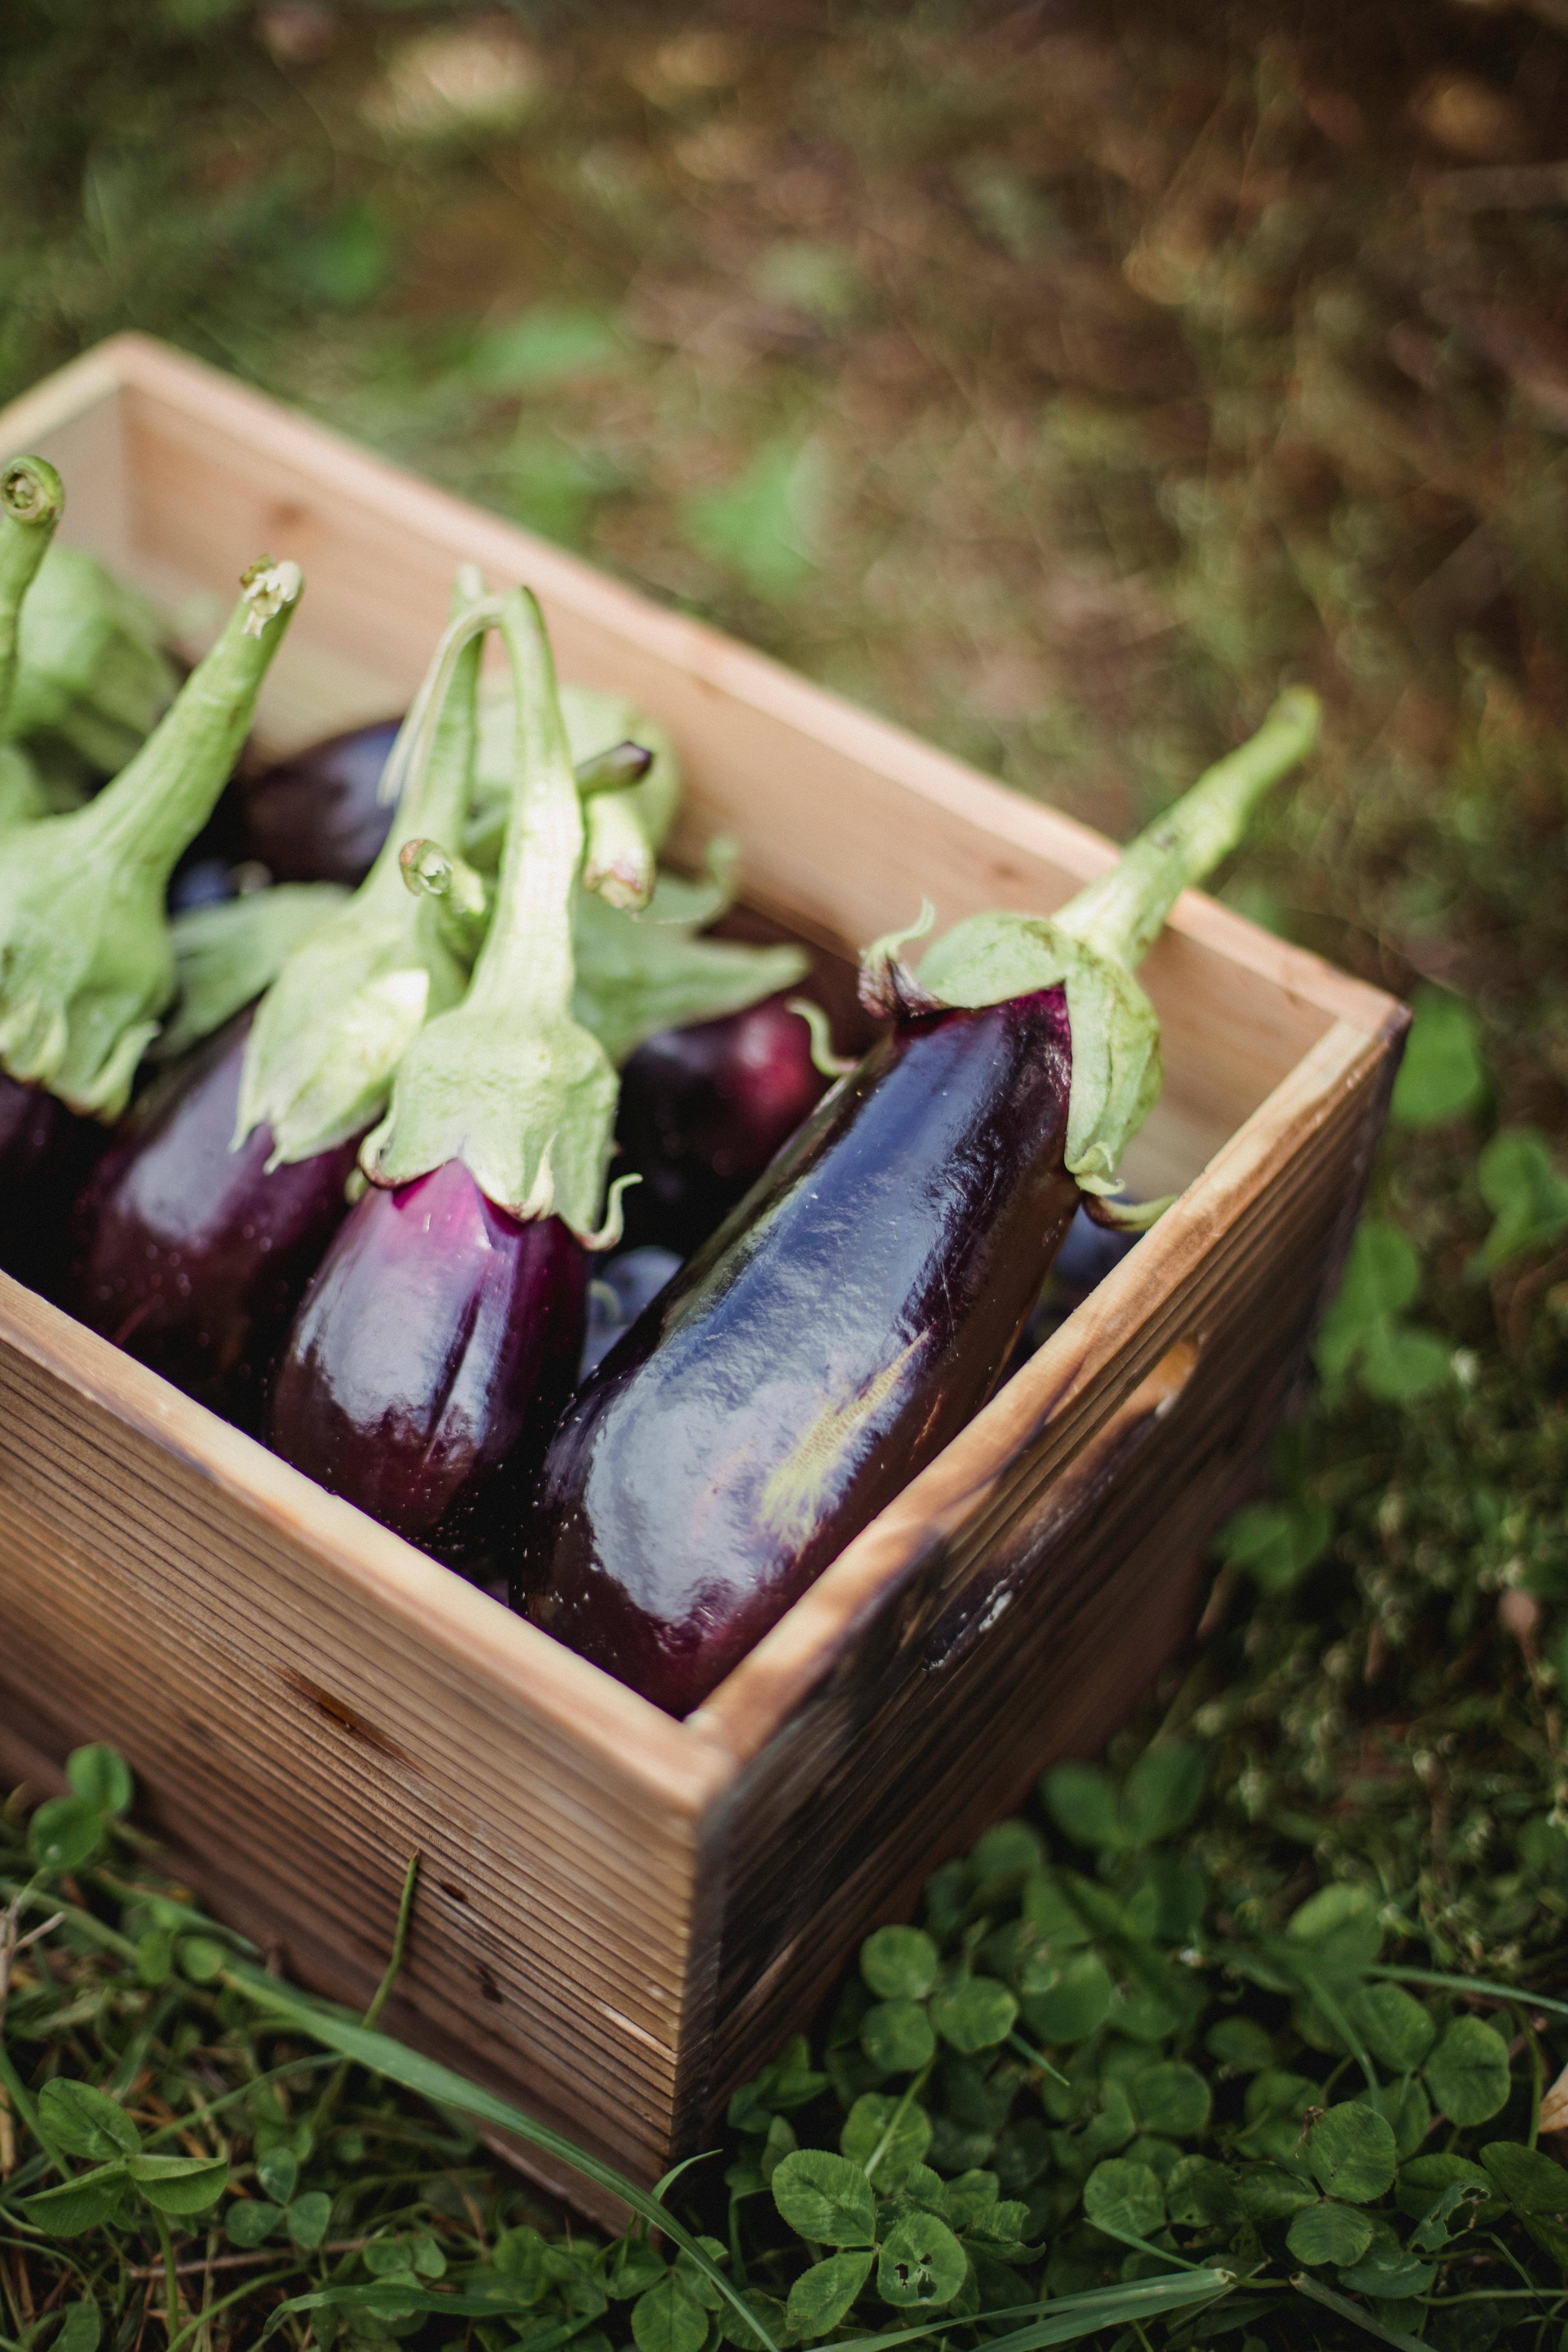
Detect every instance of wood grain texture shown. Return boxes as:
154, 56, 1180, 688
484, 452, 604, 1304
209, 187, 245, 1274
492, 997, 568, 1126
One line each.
0, 339, 1408, 2192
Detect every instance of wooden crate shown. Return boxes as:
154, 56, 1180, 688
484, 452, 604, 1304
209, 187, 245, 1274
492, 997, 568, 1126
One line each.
0, 335, 1406, 2207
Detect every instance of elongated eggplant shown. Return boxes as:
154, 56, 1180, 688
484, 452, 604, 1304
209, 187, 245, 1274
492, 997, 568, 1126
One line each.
614, 992, 829, 1256
521, 690, 1323, 1713
64, 1012, 359, 1426
270, 1160, 586, 1567
524, 988, 1077, 1710
270, 588, 626, 1570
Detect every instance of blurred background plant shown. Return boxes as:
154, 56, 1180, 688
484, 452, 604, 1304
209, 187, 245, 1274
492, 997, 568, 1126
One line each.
4, 0, 1568, 2343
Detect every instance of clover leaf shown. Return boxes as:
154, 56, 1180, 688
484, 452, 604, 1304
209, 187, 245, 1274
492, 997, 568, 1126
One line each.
784, 2249, 873, 2337
876, 2211, 967, 2307
1286, 2200, 1375, 2267
860, 2000, 936, 2074
770, 2150, 875, 2246
1305, 2103, 1397, 2204
860, 1927, 938, 2003
1425, 2018, 1512, 2126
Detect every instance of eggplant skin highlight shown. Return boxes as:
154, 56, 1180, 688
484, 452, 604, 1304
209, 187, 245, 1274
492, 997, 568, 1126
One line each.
519, 985, 1077, 1716
63, 1012, 360, 1428
270, 1159, 587, 1577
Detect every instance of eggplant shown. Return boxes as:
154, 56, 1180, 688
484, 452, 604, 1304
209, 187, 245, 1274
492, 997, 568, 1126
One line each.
523, 988, 1078, 1711
240, 718, 403, 886
270, 1160, 586, 1568
64, 1012, 360, 1426
0, 1073, 105, 1294
520, 690, 1323, 1714
614, 992, 829, 1257
270, 588, 626, 1565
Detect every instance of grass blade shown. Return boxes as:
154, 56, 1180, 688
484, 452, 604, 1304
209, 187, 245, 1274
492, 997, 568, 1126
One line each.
837, 2270, 1234, 2352
224, 1964, 777, 2352
1291, 2272, 1431, 2350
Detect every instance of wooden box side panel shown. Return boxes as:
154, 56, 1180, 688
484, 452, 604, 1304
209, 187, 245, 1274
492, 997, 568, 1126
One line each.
684, 1025, 1391, 2128
9, 345, 1375, 1189
0, 1314, 706, 2181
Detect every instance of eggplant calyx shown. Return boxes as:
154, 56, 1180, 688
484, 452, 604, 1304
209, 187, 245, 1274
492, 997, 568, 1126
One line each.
862, 688, 1322, 1194
857, 897, 939, 1018
236, 579, 488, 1164
570, 851, 808, 1068
361, 587, 622, 1245
159, 882, 350, 1062
0, 556, 301, 1118
915, 913, 1161, 1194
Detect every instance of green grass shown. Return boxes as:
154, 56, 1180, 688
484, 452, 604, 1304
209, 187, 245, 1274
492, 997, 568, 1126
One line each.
3, 1, 1568, 2344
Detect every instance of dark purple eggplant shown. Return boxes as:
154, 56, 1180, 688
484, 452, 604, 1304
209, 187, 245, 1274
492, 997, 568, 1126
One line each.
240, 718, 403, 886
270, 1160, 586, 1570
64, 1012, 360, 1428
269, 587, 621, 1566
614, 992, 829, 1256
0, 1074, 106, 1294
519, 690, 1322, 1714
523, 988, 1079, 1713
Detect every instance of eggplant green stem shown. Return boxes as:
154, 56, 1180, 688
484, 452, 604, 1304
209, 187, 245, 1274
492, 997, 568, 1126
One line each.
0, 457, 64, 731
236, 576, 488, 1165
473, 590, 583, 1026
0, 557, 301, 1116
1052, 686, 1322, 972
868, 688, 1323, 1206
361, 586, 622, 1239
89, 561, 303, 879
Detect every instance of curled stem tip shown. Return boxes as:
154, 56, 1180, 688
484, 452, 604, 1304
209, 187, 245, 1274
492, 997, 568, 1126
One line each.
239, 556, 304, 639
1054, 685, 1322, 973
858, 896, 940, 1019
576, 738, 655, 797
1, 456, 65, 528
786, 997, 855, 1078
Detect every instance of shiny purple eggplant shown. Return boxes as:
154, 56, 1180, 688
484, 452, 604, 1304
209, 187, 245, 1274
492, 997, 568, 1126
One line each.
240, 718, 403, 886
64, 1012, 360, 1426
521, 988, 1078, 1712
520, 691, 1323, 1714
270, 1161, 586, 1572
269, 586, 621, 1572
615, 992, 829, 1256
